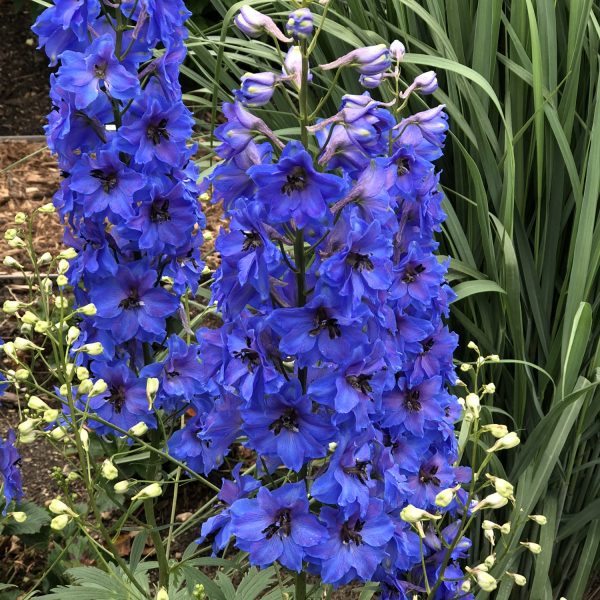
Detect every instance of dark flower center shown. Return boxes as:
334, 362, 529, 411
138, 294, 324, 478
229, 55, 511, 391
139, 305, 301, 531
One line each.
232, 340, 261, 373
262, 508, 292, 539
343, 459, 370, 484
422, 337, 435, 353
108, 385, 127, 413
341, 519, 364, 545
119, 289, 143, 310
269, 407, 300, 435
401, 263, 426, 283
242, 231, 262, 252
397, 157, 410, 176
347, 252, 374, 272
346, 374, 373, 395
150, 199, 171, 223
147, 118, 170, 145
166, 370, 180, 379
90, 169, 118, 194
309, 307, 341, 339
405, 388, 422, 412
281, 167, 307, 195
419, 464, 441, 486
93, 62, 107, 79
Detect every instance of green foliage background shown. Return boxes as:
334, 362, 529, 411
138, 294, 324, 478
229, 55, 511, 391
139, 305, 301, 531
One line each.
183, 1, 600, 598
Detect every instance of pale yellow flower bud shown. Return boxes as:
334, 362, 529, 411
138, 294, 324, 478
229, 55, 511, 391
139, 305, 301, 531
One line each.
487, 432, 520, 453
3, 300, 22, 314
15, 368, 30, 381
43, 409, 59, 423
77, 379, 93, 395
156, 588, 169, 600
58, 248, 77, 260
500, 522, 511, 535
114, 480, 130, 494
50, 514, 71, 530
28, 396, 49, 411
88, 379, 108, 398
4, 228, 17, 240
434, 488, 456, 508
18, 419, 38, 434
467, 341, 479, 352
10, 511, 27, 523
400, 505, 441, 523
146, 377, 160, 409
483, 554, 495, 569
57, 259, 70, 275
484, 528, 495, 546
38, 203, 56, 214
34, 320, 51, 333
507, 572, 527, 586
49, 498, 78, 517
79, 429, 89, 451
482, 520, 497, 530
460, 580, 471, 593
129, 422, 148, 437
101, 459, 119, 481
50, 427, 67, 441
21, 311, 39, 325
14, 337, 42, 351
54, 296, 68, 310
76, 366, 89, 381
487, 354, 500, 362
3, 256, 22, 269
528, 514, 547, 525
483, 382, 496, 394
473, 492, 509, 512
132, 482, 162, 501
459, 363, 472, 372
56, 274, 68, 287
78, 342, 104, 356
466, 567, 497, 592
36, 252, 52, 265
520, 542, 542, 554
486, 474, 514, 499
7, 237, 25, 249
77, 303, 97, 316
465, 393, 480, 418
481, 423, 509, 438
14, 213, 27, 224
66, 326, 81, 345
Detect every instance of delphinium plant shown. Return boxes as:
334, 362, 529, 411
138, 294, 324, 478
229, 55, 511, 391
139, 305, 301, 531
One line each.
0, 1, 548, 599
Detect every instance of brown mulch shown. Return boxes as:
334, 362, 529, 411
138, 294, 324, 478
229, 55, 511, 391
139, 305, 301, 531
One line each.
0, 2, 52, 136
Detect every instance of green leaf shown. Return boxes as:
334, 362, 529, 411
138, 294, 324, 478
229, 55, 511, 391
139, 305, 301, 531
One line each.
4, 502, 50, 536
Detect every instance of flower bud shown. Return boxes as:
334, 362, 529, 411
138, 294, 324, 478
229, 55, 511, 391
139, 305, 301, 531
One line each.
193, 584, 206, 600
101, 459, 119, 481
390, 39, 405, 61
434, 488, 455, 508
19, 430, 36, 444
473, 492, 509, 512
286, 8, 313, 39
132, 482, 162, 501
54, 296, 68, 310
359, 73, 385, 89
460, 363, 472, 372
321, 44, 391, 76
467, 340, 480, 352
50, 514, 71, 530
79, 429, 89, 451
41, 277, 53, 293
528, 514, 547, 525
4, 228, 17, 240
483, 382, 496, 394
75, 367, 89, 382
14, 212, 27, 224
3, 300, 22, 314
465, 393, 480, 418
129, 422, 148, 437
21, 310, 39, 325
520, 541, 542, 554
482, 520, 497, 531
114, 480, 130, 494
3, 256, 22, 269
77, 303, 97, 316
7, 237, 25, 248
28, 396, 49, 411
78, 342, 104, 356
487, 431, 520, 453
488, 354, 501, 362
56, 274, 68, 287
507, 572, 527, 586
156, 588, 169, 600
39, 203, 56, 213
77, 379, 93, 396
400, 505, 441, 523
2, 341, 16, 361
234, 6, 292, 43
481, 423, 509, 438
500, 522, 511, 534
486, 474, 514, 499
58, 247, 77, 260
18, 419, 38, 434
484, 554, 495, 569
15, 368, 30, 381
66, 326, 80, 345
146, 377, 160, 409
49, 498, 78, 517
89, 379, 108, 398
57, 259, 70, 275
66, 471, 80, 482
14, 337, 42, 351
460, 580, 471, 593
10, 511, 27, 523
473, 570, 497, 592
37, 252, 53, 265
34, 320, 51, 333
484, 528, 495, 546
239, 72, 278, 107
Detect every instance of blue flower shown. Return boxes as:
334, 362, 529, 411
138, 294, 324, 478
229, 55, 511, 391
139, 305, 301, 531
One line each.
308, 499, 394, 586
57, 34, 140, 109
0, 431, 23, 514
249, 141, 346, 227
89, 261, 180, 343
230, 482, 327, 572
242, 380, 334, 471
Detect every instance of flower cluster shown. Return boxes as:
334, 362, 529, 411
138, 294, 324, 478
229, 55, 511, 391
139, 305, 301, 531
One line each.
33, 1, 205, 432
0, 430, 23, 515
168, 5, 468, 596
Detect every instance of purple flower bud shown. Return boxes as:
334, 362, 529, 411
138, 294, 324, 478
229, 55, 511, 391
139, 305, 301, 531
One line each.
401, 70, 438, 98
390, 40, 406, 61
320, 44, 391, 76
286, 8, 314, 39
237, 72, 278, 107
234, 6, 292, 43
359, 72, 385, 89
283, 46, 312, 89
